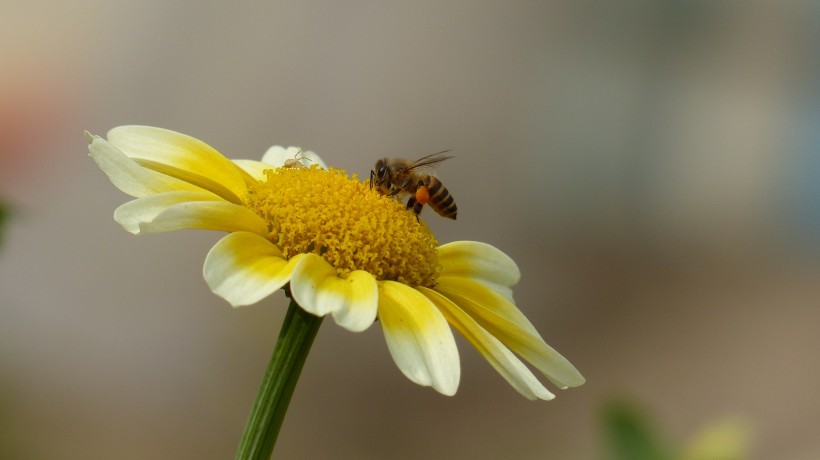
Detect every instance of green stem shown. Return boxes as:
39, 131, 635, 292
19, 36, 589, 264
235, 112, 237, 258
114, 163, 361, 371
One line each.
235, 298, 323, 460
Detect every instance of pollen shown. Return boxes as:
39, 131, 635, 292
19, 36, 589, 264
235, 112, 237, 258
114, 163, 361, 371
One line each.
246, 166, 440, 287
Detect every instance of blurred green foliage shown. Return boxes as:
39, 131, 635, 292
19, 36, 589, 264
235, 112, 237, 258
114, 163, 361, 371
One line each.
0, 201, 7, 249
603, 400, 670, 460
602, 399, 749, 460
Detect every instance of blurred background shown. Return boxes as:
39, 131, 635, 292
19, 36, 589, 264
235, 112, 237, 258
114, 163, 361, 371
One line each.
1, 1, 818, 459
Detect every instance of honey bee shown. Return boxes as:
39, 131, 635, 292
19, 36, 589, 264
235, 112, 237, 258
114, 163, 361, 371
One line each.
370, 150, 457, 220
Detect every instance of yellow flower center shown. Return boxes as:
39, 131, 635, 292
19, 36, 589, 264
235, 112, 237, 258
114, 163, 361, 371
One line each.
246, 166, 440, 287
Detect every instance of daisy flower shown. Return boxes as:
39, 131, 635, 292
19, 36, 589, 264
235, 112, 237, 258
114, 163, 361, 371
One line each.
86, 126, 584, 400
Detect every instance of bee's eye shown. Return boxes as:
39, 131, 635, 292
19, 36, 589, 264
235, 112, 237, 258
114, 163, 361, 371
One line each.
378, 164, 388, 177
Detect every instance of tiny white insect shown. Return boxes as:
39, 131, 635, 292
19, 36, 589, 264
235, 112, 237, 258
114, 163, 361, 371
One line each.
283, 149, 311, 169
261, 145, 328, 170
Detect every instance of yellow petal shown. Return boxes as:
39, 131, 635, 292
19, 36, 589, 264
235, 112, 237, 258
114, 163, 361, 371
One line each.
378, 281, 460, 396
203, 232, 304, 307
107, 126, 254, 204
438, 241, 520, 303
87, 131, 206, 198
133, 199, 268, 236
434, 277, 585, 389
290, 255, 378, 332
232, 159, 272, 181
419, 287, 555, 400
437, 276, 538, 334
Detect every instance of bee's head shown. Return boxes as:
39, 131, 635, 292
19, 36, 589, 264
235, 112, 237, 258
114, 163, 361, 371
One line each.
375, 159, 390, 179
371, 159, 391, 191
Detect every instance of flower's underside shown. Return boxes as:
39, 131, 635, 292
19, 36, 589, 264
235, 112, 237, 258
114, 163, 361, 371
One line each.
87, 125, 584, 400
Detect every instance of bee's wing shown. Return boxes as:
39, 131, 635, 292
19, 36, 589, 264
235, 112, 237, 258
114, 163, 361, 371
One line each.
405, 150, 455, 172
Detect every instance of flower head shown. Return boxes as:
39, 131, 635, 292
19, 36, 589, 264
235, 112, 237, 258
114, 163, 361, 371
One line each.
87, 126, 584, 399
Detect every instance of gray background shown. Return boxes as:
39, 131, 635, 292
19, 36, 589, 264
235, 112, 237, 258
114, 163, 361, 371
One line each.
1, 1, 817, 459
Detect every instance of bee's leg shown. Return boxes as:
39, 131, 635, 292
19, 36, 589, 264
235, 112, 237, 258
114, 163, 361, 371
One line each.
406, 195, 422, 222
369, 170, 375, 189
405, 195, 417, 211
388, 181, 407, 197
390, 177, 413, 197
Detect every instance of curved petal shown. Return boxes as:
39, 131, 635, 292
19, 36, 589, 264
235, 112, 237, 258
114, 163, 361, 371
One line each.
203, 232, 304, 307
261, 145, 327, 170
290, 256, 379, 332
438, 241, 520, 302
114, 191, 224, 234
438, 241, 520, 285
434, 277, 585, 389
288, 254, 339, 316
419, 287, 555, 400
107, 126, 253, 204
378, 281, 460, 396
261, 145, 300, 166
134, 200, 268, 236
331, 271, 379, 332
87, 132, 207, 198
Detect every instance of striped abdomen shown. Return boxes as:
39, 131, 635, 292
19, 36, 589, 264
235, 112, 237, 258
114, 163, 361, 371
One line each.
407, 176, 457, 220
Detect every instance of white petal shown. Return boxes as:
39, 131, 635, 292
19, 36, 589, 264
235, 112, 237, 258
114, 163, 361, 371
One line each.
289, 254, 342, 316
378, 281, 460, 396
420, 287, 554, 400
290, 255, 379, 332
261, 145, 327, 169
435, 277, 584, 389
107, 126, 253, 204
330, 271, 378, 332
134, 200, 268, 236
113, 191, 224, 234
260, 145, 291, 166
87, 131, 205, 198
203, 232, 304, 307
